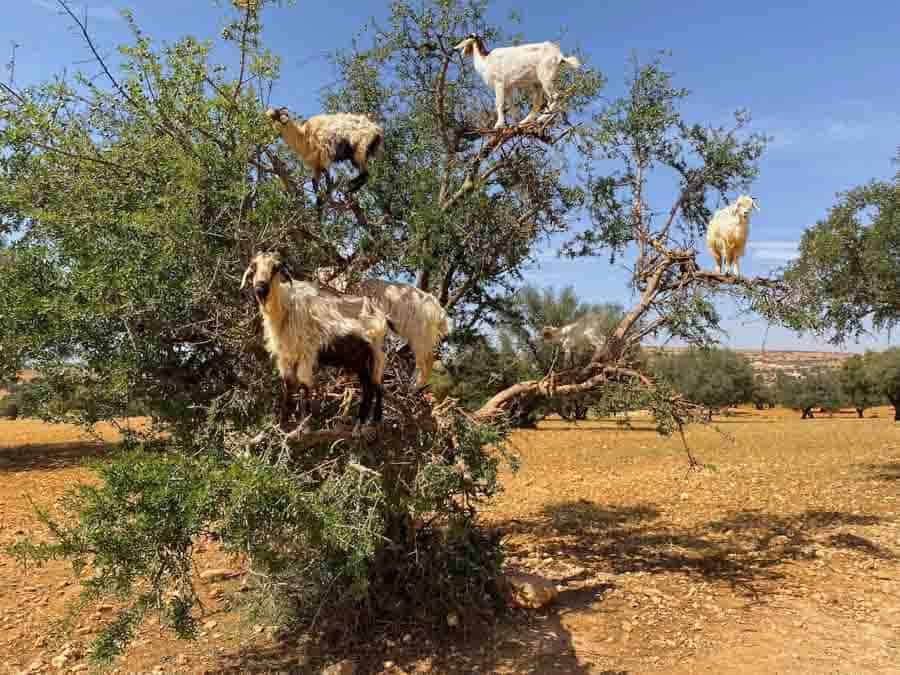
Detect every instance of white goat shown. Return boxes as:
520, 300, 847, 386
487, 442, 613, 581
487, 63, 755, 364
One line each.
706, 195, 760, 276
454, 34, 581, 129
241, 253, 391, 433
541, 312, 610, 367
356, 279, 451, 388
266, 107, 384, 201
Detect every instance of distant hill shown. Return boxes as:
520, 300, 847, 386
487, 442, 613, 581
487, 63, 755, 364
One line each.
647, 347, 855, 381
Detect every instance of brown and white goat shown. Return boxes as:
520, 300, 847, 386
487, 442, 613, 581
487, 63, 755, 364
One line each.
241, 252, 391, 433
266, 107, 383, 201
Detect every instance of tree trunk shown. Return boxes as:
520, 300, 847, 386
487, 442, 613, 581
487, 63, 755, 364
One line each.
802, 407, 814, 419
856, 407, 864, 419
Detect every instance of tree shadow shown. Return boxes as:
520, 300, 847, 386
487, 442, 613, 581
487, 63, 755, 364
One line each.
499, 502, 890, 595
0, 440, 112, 473
207, 501, 892, 673
215, 598, 611, 674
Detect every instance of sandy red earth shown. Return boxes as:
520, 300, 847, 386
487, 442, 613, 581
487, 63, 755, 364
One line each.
1, 408, 899, 673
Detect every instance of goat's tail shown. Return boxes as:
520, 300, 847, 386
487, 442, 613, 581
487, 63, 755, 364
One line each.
561, 54, 581, 69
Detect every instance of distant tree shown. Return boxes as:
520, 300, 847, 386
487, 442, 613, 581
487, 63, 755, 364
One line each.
783, 149, 900, 342
654, 348, 755, 418
840, 354, 883, 418
776, 368, 845, 419
750, 375, 777, 410
873, 348, 900, 422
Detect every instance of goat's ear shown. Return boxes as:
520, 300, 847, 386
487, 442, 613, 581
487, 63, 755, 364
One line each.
240, 265, 254, 291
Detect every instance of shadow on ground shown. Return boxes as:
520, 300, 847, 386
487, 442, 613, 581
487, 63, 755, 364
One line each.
212, 500, 893, 673
499, 501, 891, 594
0, 441, 112, 472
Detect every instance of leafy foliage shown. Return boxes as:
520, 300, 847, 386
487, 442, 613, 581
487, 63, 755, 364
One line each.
839, 354, 884, 418
873, 348, 900, 422
653, 348, 755, 415
783, 149, 900, 342
775, 369, 845, 419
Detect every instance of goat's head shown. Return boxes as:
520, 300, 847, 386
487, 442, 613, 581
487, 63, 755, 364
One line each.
265, 106, 292, 126
541, 326, 561, 342
734, 194, 761, 218
241, 252, 294, 304
454, 33, 486, 57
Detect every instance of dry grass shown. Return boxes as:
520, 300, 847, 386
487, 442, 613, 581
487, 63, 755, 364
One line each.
1, 408, 899, 673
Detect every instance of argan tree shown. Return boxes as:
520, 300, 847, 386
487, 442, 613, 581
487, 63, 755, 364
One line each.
783, 149, 900, 342
1, 0, 785, 661
473, 58, 785, 422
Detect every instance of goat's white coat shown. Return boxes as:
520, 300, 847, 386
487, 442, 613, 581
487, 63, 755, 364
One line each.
706, 195, 760, 276
542, 313, 610, 364
455, 36, 581, 129
356, 279, 451, 387
243, 257, 390, 393
266, 108, 383, 189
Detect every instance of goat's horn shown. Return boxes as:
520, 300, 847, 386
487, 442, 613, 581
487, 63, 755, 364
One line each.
240, 266, 253, 290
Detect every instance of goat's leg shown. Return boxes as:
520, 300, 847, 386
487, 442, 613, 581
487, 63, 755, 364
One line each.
352, 378, 373, 437
521, 87, 545, 126
296, 383, 313, 432
279, 373, 299, 432
493, 85, 506, 129
347, 168, 369, 193
710, 247, 722, 274
372, 384, 384, 424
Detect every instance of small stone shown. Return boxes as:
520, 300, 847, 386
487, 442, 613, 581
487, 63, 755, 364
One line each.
769, 535, 790, 549
384, 662, 395, 669
502, 573, 559, 610
622, 621, 633, 632
51, 654, 69, 670
446, 611, 459, 628
680, 493, 690, 501
253, 624, 265, 635
402, 633, 413, 644
321, 659, 356, 675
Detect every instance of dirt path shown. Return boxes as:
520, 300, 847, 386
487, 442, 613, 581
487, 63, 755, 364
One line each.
1, 410, 899, 673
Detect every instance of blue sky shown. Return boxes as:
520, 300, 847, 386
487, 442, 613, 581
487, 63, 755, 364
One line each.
4, 0, 899, 351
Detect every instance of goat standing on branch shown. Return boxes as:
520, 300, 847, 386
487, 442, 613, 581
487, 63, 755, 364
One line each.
242, 253, 391, 435
706, 195, 760, 276
541, 312, 610, 369
454, 34, 581, 129
314, 269, 452, 389
356, 279, 451, 389
265, 107, 383, 204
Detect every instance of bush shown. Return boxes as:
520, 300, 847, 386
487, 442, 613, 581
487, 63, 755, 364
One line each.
775, 369, 845, 419
653, 348, 755, 416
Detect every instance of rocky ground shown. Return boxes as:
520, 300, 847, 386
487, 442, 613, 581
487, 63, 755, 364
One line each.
1, 407, 898, 673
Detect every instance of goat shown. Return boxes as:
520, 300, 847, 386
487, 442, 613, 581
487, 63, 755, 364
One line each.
242, 253, 391, 434
541, 312, 610, 369
265, 107, 383, 200
355, 279, 451, 388
454, 34, 581, 129
706, 195, 760, 276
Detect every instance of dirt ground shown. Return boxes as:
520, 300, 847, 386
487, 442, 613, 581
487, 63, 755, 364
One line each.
1, 408, 898, 674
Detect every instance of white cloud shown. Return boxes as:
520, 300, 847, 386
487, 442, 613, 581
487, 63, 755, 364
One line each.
29, 0, 122, 22
747, 240, 799, 263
